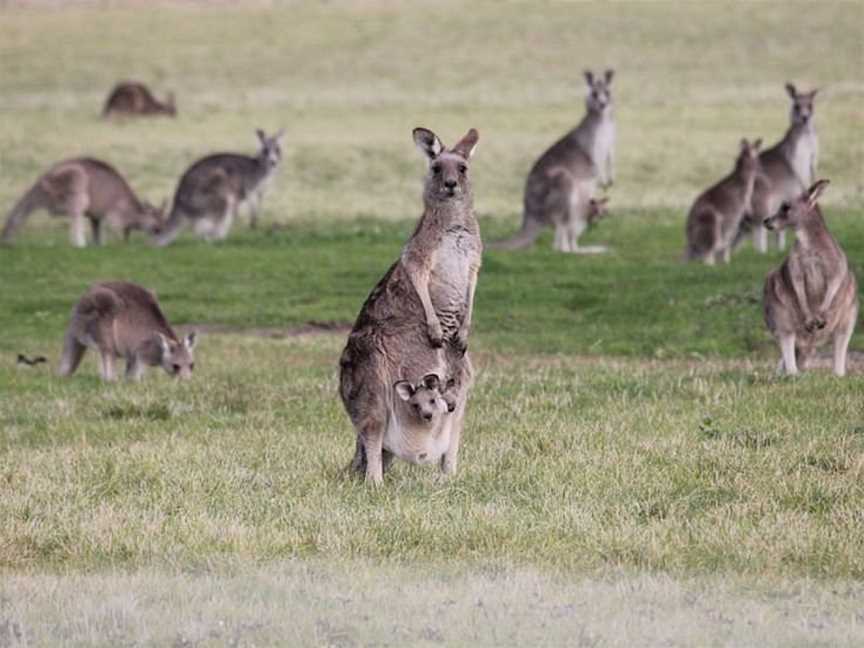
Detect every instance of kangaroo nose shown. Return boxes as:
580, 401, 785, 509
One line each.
423, 412, 433, 421
444, 179, 457, 190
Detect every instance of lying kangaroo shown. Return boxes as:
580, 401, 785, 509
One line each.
763, 180, 858, 376
59, 281, 197, 382
339, 127, 482, 484
742, 83, 819, 253
494, 69, 615, 252
154, 129, 283, 246
102, 81, 176, 118
1, 158, 165, 247
685, 139, 762, 264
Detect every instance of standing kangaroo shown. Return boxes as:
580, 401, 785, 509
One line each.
1, 158, 165, 247
154, 129, 284, 246
494, 69, 615, 252
763, 180, 858, 376
744, 83, 819, 253
59, 281, 198, 382
102, 81, 176, 118
339, 127, 482, 484
685, 138, 762, 264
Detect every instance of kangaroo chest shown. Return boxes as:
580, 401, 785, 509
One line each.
385, 415, 452, 465
590, 119, 615, 168
787, 131, 817, 187
429, 227, 480, 335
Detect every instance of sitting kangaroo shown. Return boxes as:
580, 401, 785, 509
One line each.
740, 83, 819, 253
494, 69, 615, 252
59, 281, 197, 382
1, 158, 165, 247
685, 139, 761, 265
102, 81, 176, 118
154, 129, 284, 246
340, 127, 481, 484
763, 180, 858, 376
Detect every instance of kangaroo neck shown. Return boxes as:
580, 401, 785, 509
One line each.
418, 197, 475, 233
781, 120, 815, 148
794, 211, 833, 252
572, 108, 611, 150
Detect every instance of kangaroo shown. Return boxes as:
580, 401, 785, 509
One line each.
553, 195, 612, 253
1, 158, 165, 247
742, 83, 819, 253
339, 127, 482, 484
102, 81, 176, 118
154, 129, 284, 246
685, 138, 762, 264
763, 180, 858, 376
493, 69, 615, 252
59, 281, 197, 382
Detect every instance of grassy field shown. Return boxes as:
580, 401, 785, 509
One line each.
2, 1, 864, 645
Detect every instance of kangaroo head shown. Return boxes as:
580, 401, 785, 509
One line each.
256, 128, 285, 169
139, 199, 168, 234
735, 137, 762, 175
155, 331, 197, 380
394, 373, 455, 422
587, 196, 610, 226
413, 127, 478, 204
764, 179, 829, 232
584, 69, 614, 114
785, 82, 818, 127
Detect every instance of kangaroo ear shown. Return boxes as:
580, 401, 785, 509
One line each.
420, 373, 441, 391
451, 128, 479, 160
154, 332, 171, 358
584, 69, 594, 86
604, 69, 614, 84
394, 381, 415, 401
808, 88, 819, 99
752, 138, 762, 151
785, 82, 797, 99
413, 128, 444, 160
184, 331, 197, 351
806, 179, 830, 207
256, 128, 267, 144
273, 128, 285, 140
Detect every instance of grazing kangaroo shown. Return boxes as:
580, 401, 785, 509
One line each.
763, 180, 858, 376
59, 281, 197, 382
494, 69, 615, 252
339, 127, 482, 484
1, 158, 166, 247
685, 138, 762, 265
102, 81, 176, 117
743, 83, 819, 253
154, 129, 284, 246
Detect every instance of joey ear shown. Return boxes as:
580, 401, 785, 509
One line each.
184, 331, 197, 351
445, 377, 457, 391
604, 69, 615, 84
451, 128, 479, 160
154, 332, 171, 358
413, 127, 444, 160
394, 381, 415, 401
420, 373, 441, 391
785, 82, 797, 99
806, 179, 830, 207
584, 69, 594, 86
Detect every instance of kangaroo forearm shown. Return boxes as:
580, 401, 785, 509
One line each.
404, 263, 439, 327
819, 277, 844, 313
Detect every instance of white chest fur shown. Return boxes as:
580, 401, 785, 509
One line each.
788, 131, 816, 186
384, 412, 452, 465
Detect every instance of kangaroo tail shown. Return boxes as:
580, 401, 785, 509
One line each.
489, 218, 543, 250
1, 185, 43, 243
153, 202, 185, 247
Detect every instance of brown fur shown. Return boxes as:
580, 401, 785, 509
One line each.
494, 69, 615, 252
59, 281, 197, 382
685, 139, 762, 264
763, 180, 858, 376
102, 81, 176, 118
339, 127, 482, 484
1, 158, 165, 247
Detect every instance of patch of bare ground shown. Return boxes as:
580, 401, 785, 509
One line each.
177, 321, 352, 339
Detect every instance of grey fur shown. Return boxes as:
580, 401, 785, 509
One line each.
1, 158, 166, 247
339, 127, 482, 484
102, 81, 176, 118
59, 281, 197, 382
494, 68, 615, 253
154, 129, 284, 246
763, 180, 858, 376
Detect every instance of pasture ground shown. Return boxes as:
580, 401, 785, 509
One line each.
1, 2, 863, 645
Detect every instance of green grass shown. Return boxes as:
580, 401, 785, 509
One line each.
1, 2, 864, 644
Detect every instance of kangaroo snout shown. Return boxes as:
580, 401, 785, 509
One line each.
763, 218, 774, 230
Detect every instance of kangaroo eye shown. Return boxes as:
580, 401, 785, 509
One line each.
172, 364, 181, 373
431, 164, 442, 175
781, 203, 790, 213
458, 164, 467, 175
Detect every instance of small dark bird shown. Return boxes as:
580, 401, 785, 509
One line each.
17, 354, 47, 366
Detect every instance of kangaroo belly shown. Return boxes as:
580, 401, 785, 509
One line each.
429, 230, 479, 336
384, 416, 451, 465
